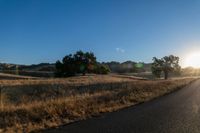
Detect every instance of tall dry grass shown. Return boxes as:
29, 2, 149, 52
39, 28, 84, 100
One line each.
0, 76, 196, 133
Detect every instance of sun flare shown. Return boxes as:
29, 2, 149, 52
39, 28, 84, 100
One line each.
184, 52, 200, 68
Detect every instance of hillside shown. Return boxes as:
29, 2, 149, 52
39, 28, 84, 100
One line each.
0, 61, 152, 76
103, 61, 151, 73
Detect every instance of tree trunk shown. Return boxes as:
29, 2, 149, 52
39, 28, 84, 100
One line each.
82, 71, 86, 76
164, 70, 168, 80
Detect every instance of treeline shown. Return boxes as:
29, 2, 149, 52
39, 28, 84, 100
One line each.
0, 51, 183, 79
0, 51, 152, 77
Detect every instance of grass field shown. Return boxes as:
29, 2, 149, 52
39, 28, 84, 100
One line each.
0, 75, 196, 133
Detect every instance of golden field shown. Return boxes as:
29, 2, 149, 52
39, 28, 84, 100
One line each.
0, 75, 196, 133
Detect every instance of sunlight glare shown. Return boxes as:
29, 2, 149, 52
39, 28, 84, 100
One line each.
184, 52, 200, 68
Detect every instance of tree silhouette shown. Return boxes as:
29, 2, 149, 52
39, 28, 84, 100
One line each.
73, 51, 96, 75
151, 55, 181, 79
151, 57, 163, 78
55, 51, 108, 77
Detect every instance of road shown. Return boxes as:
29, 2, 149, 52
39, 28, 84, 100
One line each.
42, 79, 200, 133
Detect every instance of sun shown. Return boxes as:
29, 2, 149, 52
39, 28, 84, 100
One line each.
184, 52, 200, 68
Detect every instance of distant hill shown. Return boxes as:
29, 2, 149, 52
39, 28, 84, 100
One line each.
21, 63, 56, 71
0, 63, 55, 77
0, 61, 152, 77
0, 61, 152, 73
0, 63, 55, 72
102, 61, 152, 73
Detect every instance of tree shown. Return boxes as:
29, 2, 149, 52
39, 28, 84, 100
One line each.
55, 51, 99, 77
151, 55, 181, 79
74, 51, 97, 75
62, 54, 76, 76
55, 61, 63, 77
151, 57, 163, 78
94, 64, 110, 74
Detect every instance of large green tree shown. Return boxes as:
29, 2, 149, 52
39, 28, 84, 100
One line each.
55, 51, 109, 77
151, 55, 181, 79
73, 51, 96, 75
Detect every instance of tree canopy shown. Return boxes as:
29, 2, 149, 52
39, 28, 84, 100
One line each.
55, 51, 110, 77
151, 55, 181, 79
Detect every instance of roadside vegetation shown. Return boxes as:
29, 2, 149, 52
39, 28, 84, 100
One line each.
0, 75, 196, 132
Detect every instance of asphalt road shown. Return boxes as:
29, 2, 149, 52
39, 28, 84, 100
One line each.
42, 79, 200, 133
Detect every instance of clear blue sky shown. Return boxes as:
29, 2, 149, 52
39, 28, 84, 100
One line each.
1, 0, 200, 65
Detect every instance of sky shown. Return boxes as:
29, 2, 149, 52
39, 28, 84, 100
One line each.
1, 0, 200, 65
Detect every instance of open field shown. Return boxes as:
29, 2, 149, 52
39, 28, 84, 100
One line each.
0, 70, 54, 78
0, 75, 197, 132
0, 73, 37, 80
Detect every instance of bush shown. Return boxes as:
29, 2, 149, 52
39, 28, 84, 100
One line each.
94, 65, 110, 74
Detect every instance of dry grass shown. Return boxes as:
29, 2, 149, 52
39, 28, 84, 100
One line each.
0, 75, 134, 86
0, 75, 196, 133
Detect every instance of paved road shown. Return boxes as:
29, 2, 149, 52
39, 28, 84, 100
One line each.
43, 80, 200, 133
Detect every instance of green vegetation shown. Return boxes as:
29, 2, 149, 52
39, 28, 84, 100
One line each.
55, 51, 110, 77
151, 55, 181, 79
94, 64, 110, 74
